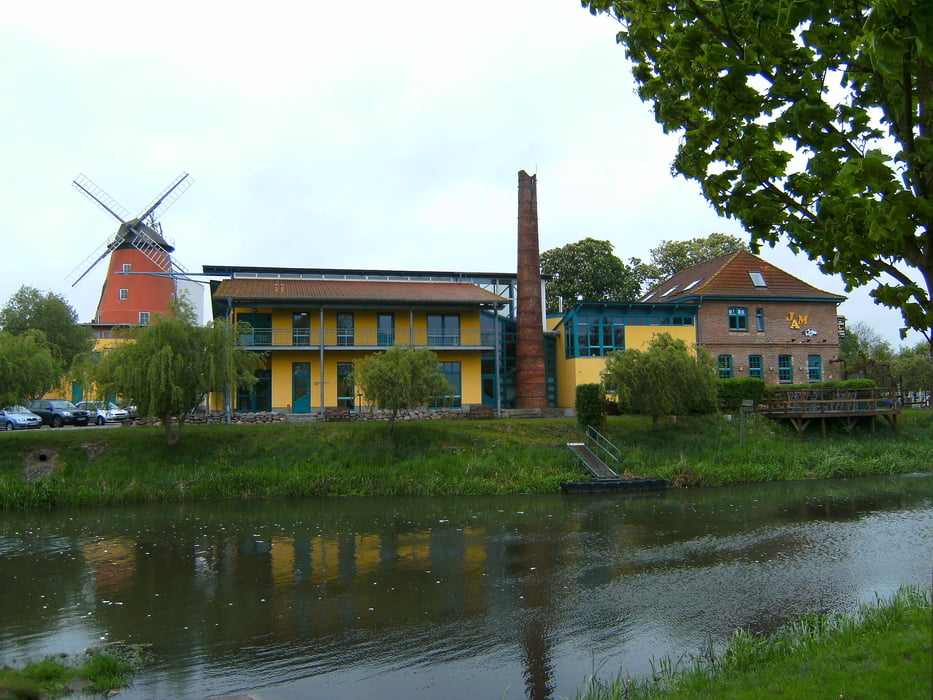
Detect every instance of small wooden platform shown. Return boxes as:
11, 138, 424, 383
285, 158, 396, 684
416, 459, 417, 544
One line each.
756, 387, 900, 437
324, 407, 352, 421
561, 478, 667, 494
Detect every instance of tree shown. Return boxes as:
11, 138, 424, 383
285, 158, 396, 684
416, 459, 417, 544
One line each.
602, 332, 717, 426
642, 233, 749, 288
540, 238, 644, 314
0, 331, 61, 407
95, 304, 263, 445
583, 0, 933, 349
0, 286, 94, 370
891, 343, 933, 401
352, 345, 452, 438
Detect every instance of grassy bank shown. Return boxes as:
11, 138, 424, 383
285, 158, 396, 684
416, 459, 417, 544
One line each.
0, 410, 931, 509
574, 586, 932, 699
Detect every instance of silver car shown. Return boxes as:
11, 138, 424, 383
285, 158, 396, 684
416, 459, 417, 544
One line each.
1, 405, 43, 431
75, 400, 130, 425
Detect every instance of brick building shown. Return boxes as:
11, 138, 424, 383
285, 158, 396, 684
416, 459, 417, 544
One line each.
640, 251, 846, 385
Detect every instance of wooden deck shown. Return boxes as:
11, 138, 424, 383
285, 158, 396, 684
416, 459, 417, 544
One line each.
756, 387, 900, 436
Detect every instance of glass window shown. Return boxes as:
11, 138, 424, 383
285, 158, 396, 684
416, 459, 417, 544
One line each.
756, 308, 764, 332
119, 288, 128, 300
139, 311, 150, 325
432, 361, 461, 408
749, 271, 767, 287
427, 314, 460, 346
293, 312, 310, 346
337, 362, 355, 409
808, 355, 822, 382
122, 263, 131, 273
718, 354, 733, 379
728, 307, 748, 331
778, 355, 793, 383
748, 355, 763, 379
378, 313, 395, 346
336, 312, 354, 346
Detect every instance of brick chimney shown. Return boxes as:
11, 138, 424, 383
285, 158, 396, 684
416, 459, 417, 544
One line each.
516, 170, 547, 409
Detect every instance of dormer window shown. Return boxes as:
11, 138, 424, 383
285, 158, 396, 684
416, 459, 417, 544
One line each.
749, 271, 767, 287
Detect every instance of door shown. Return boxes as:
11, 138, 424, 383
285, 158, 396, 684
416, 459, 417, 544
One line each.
292, 362, 311, 413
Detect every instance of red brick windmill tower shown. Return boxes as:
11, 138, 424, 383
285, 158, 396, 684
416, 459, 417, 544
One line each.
68, 173, 192, 326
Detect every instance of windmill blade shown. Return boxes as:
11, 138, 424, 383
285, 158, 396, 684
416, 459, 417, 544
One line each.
66, 237, 118, 287
137, 172, 193, 224
72, 174, 130, 223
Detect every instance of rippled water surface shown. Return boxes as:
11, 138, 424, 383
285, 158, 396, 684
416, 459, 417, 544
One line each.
1, 474, 931, 699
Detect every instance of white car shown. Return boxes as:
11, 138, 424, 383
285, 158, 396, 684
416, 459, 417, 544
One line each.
75, 401, 130, 425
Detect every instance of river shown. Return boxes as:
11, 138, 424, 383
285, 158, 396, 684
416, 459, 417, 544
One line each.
1, 473, 930, 699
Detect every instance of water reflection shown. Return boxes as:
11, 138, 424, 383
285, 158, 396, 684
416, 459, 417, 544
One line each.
0, 475, 930, 700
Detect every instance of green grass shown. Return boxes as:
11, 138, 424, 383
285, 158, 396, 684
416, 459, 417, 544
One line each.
573, 586, 932, 700
0, 644, 147, 699
0, 410, 930, 509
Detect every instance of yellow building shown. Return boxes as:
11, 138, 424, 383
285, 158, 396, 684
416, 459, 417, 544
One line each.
210, 273, 509, 414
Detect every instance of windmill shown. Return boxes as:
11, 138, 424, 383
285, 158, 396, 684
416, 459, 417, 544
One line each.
69, 173, 193, 326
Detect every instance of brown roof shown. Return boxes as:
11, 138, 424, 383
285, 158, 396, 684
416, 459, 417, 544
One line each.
213, 277, 506, 306
640, 250, 845, 303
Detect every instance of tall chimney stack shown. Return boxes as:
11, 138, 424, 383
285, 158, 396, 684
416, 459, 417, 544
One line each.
516, 170, 547, 409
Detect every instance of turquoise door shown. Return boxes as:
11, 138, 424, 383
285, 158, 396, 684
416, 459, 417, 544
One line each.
292, 362, 311, 413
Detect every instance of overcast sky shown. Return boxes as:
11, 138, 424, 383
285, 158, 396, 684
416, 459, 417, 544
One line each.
1, 0, 920, 347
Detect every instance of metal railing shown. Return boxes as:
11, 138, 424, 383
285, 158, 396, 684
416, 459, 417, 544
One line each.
238, 327, 496, 349
585, 425, 621, 474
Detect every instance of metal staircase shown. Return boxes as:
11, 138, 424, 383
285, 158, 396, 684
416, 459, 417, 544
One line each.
567, 426, 621, 480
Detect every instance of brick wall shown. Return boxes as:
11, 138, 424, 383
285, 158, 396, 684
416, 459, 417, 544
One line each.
697, 300, 842, 384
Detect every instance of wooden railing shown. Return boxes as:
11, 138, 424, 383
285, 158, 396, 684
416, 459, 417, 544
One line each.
757, 387, 899, 416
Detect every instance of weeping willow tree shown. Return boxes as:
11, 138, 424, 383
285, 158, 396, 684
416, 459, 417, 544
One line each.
603, 333, 718, 426
95, 302, 264, 445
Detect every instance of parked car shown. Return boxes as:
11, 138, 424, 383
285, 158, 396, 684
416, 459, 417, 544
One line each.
1, 405, 43, 431
75, 400, 129, 425
25, 399, 90, 428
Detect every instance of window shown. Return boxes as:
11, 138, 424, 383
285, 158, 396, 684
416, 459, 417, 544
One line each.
749, 271, 767, 287
808, 355, 822, 382
293, 312, 310, 346
718, 355, 733, 379
336, 312, 354, 346
778, 355, 793, 383
756, 308, 764, 332
728, 307, 748, 331
119, 288, 128, 301
139, 311, 150, 325
748, 355, 763, 379
377, 313, 395, 346
122, 263, 131, 273
432, 361, 461, 408
337, 362, 354, 408
427, 314, 460, 346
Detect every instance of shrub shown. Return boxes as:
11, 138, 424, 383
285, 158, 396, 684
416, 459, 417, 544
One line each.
575, 383, 605, 430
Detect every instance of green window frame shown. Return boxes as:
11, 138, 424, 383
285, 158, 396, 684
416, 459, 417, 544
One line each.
427, 314, 460, 346
377, 313, 395, 346
778, 354, 793, 383
337, 362, 355, 408
728, 307, 748, 331
432, 361, 461, 408
748, 355, 763, 379
756, 308, 764, 332
718, 354, 733, 379
807, 355, 822, 382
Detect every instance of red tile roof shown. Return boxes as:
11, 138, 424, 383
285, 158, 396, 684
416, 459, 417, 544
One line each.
640, 251, 845, 302
213, 277, 506, 306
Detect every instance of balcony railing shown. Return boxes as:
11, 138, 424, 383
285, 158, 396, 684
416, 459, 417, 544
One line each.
239, 327, 496, 349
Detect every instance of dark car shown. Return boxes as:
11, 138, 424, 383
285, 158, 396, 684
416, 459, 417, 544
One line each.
26, 399, 90, 428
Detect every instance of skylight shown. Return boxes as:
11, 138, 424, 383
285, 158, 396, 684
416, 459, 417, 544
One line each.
683, 278, 702, 291
749, 271, 767, 287
660, 285, 679, 298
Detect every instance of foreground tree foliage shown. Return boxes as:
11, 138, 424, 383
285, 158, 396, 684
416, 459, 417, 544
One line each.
603, 333, 718, 426
541, 238, 644, 313
583, 0, 933, 348
95, 304, 263, 445
0, 331, 60, 406
0, 286, 93, 371
352, 345, 452, 438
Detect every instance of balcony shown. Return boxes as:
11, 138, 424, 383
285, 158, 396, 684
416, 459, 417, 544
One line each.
239, 327, 497, 350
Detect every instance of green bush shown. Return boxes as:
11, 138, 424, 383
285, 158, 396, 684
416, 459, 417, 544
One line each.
717, 377, 766, 410
575, 383, 605, 430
